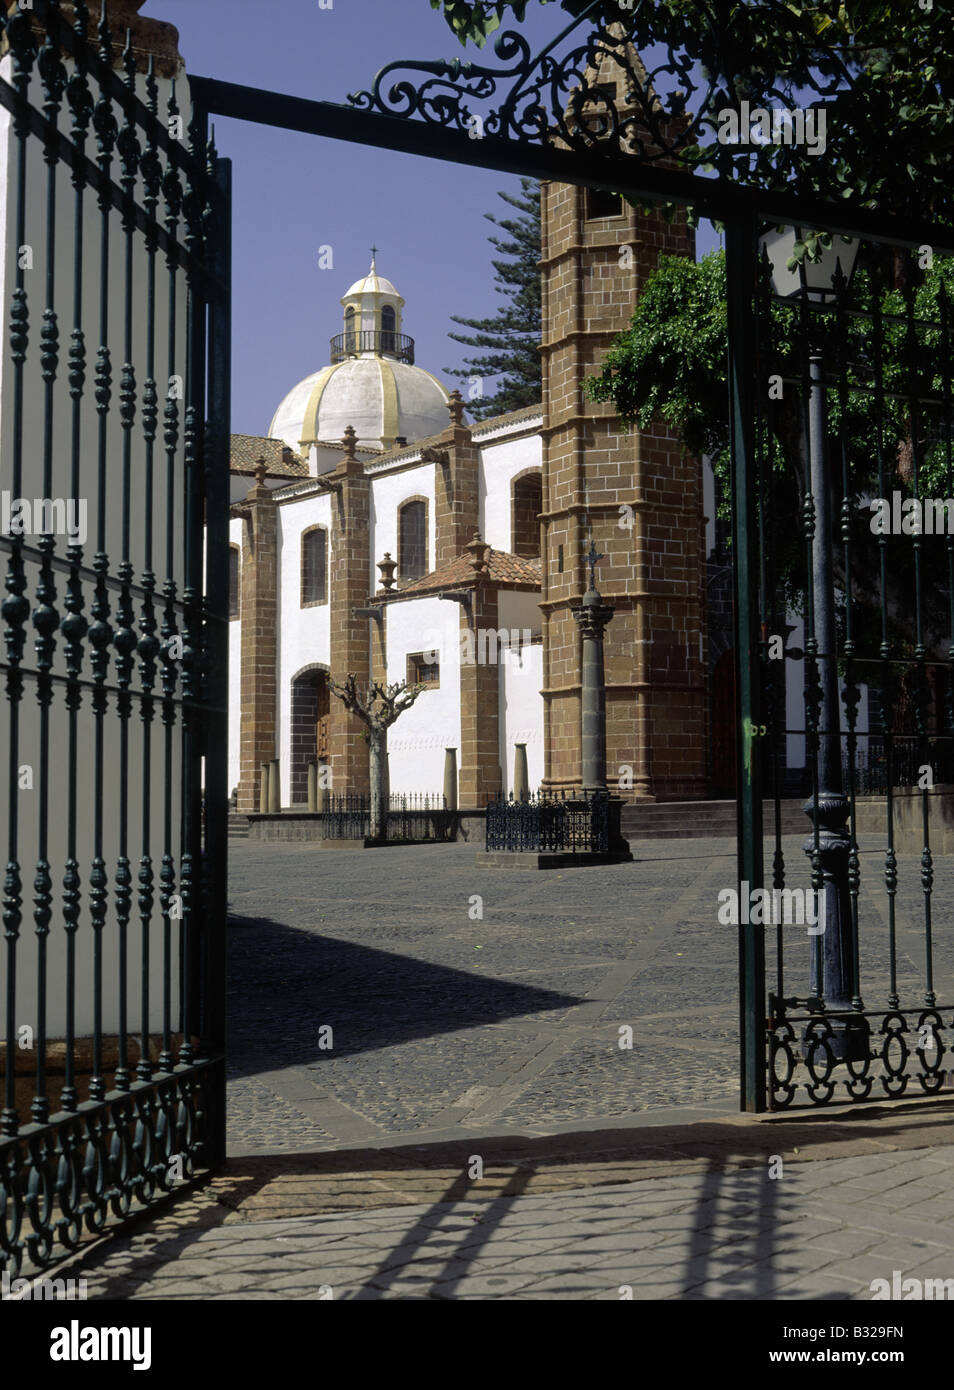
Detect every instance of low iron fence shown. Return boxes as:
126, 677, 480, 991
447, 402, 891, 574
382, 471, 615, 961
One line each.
322, 792, 457, 842
844, 736, 954, 796
485, 791, 610, 853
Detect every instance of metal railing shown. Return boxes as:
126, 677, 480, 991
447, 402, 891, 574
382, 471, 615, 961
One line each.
322, 792, 456, 841
485, 791, 610, 853
329, 330, 415, 364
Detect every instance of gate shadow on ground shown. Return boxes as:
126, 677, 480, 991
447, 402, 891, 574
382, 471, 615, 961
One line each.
73, 1100, 954, 1299
227, 912, 585, 1071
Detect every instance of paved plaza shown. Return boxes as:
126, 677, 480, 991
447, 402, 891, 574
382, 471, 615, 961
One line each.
52, 835, 954, 1300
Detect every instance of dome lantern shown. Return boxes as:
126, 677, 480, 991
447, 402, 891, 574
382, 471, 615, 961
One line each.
332, 255, 413, 365
268, 258, 451, 455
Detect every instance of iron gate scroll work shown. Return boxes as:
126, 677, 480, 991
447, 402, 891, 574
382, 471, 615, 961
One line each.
0, 0, 229, 1274
195, 2, 948, 1118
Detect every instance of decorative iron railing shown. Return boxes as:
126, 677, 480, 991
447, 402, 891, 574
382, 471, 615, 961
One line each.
485, 791, 610, 853
0, 1, 228, 1273
330, 330, 414, 364
322, 792, 455, 842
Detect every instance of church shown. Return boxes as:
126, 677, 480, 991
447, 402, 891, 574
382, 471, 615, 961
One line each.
227, 171, 723, 815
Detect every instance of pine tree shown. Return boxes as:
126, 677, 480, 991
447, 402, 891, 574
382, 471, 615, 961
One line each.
445, 178, 541, 421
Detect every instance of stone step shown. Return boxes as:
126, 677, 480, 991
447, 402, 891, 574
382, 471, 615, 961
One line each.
621, 799, 807, 840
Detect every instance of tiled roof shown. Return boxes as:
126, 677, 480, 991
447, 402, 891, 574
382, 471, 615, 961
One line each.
396, 550, 541, 597
230, 434, 309, 477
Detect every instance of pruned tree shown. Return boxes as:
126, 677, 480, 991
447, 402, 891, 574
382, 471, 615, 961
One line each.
328, 676, 427, 840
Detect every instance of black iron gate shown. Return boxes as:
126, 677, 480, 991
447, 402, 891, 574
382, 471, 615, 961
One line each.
735, 224, 954, 1111
0, 0, 229, 1273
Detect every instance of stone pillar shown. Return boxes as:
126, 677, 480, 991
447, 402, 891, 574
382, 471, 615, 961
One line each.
458, 534, 500, 808
443, 748, 458, 810
431, 392, 481, 568
236, 463, 278, 812
513, 744, 529, 801
307, 760, 318, 812
267, 759, 280, 813
572, 574, 614, 794
328, 426, 371, 798
259, 762, 269, 815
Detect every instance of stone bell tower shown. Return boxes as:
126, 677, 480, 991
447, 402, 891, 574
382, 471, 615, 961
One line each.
540, 36, 709, 803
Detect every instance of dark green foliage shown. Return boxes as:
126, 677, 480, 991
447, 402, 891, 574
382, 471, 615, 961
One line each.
444, 178, 542, 420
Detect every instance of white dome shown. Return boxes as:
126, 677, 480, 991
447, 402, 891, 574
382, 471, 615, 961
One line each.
343, 268, 401, 299
268, 356, 450, 453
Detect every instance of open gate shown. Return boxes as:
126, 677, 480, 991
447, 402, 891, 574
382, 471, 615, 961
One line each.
0, 0, 229, 1273
2, 0, 951, 1272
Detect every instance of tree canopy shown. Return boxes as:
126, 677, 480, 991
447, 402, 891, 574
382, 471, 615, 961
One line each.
444, 178, 542, 419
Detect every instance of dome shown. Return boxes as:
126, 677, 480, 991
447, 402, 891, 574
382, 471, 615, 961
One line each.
268, 357, 451, 453
267, 258, 451, 453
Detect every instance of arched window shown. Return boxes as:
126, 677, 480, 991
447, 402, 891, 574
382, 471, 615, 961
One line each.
344, 305, 356, 353
398, 499, 427, 583
381, 304, 396, 354
301, 526, 328, 606
511, 471, 542, 559
229, 544, 240, 620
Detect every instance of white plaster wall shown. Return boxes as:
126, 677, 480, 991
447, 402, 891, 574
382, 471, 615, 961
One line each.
277, 492, 333, 805
478, 432, 542, 552
498, 589, 544, 793
385, 597, 460, 795
500, 644, 545, 795
369, 462, 435, 589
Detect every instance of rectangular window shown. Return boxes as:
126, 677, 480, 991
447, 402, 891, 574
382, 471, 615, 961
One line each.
229, 547, 240, 620
407, 651, 440, 689
302, 528, 328, 606
586, 186, 624, 220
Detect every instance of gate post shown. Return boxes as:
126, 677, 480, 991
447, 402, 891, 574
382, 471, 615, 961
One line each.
200, 149, 232, 1166
725, 206, 766, 1112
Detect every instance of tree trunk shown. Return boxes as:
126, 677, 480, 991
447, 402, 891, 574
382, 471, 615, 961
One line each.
368, 729, 389, 841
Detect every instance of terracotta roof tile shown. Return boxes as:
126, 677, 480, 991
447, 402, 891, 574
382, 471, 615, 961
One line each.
231, 434, 309, 477
397, 550, 541, 597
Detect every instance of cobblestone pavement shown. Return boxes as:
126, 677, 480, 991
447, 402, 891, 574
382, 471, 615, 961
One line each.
67, 1135, 954, 1299
225, 836, 954, 1153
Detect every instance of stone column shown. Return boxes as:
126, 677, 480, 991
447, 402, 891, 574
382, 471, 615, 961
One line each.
458, 534, 500, 808
513, 744, 529, 801
572, 574, 614, 794
431, 392, 480, 568
328, 426, 371, 798
443, 748, 458, 810
236, 463, 278, 812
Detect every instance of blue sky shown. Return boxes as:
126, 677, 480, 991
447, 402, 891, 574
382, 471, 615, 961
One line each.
141, 0, 717, 437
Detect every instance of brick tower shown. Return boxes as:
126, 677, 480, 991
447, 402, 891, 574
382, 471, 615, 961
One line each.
539, 44, 709, 802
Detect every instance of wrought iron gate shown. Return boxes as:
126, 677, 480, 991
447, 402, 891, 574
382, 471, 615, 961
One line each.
734, 224, 954, 1111
0, 0, 229, 1274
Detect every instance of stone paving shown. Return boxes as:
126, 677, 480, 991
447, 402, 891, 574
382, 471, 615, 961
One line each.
65, 1121, 954, 1299
48, 834, 954, 1300
225, 836, 954, 1151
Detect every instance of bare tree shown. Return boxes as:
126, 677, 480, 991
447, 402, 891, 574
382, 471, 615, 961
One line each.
328, 675, 427, 840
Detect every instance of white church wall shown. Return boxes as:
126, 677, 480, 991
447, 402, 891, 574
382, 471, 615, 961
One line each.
499, 644, 545, 795
277, 493, 333, 805
478, 430, 542, 552
369, 462, 435, 588
497, 589, 544, 794
385, 596, 460, 795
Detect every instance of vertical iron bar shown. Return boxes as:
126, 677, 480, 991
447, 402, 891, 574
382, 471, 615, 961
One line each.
725, 206, 765, 1113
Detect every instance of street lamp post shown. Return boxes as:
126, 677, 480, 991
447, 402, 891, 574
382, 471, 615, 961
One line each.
761, 227, 865, 1059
